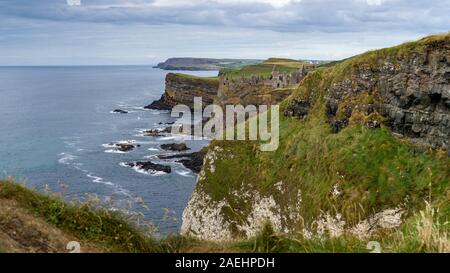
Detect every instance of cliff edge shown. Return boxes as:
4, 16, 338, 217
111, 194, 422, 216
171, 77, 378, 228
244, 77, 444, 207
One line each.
181, 33, 450, 241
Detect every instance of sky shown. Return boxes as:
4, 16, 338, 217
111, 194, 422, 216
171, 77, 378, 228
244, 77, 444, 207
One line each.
0, 0, 448, 65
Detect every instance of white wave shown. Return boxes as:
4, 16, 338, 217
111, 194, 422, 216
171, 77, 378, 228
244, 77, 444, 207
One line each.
148, 147, 159, 151
143, 155, 159, 159
158, 136, 176, 141
58, 153, 78, 165
176, 170, 194, 177
118, 162, 129, 168
131, 166, 168, 176
86, 173, 115, 186
104, 149, 126, 154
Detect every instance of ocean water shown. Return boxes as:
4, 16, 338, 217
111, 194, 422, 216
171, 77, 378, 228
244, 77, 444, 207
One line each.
0, 66, 217, 233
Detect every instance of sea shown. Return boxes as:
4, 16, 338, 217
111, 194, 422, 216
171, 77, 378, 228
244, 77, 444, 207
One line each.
0, 66, 218, 234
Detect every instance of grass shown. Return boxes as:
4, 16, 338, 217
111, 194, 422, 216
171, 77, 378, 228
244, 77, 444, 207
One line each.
1, 179, 448, 253
170, 73, 219, 83
0, 180, 156, 252
235, 203, 450, 253
220, 58, 307, 80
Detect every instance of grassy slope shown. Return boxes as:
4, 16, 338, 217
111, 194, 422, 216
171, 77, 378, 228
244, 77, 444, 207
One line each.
220, 58, 307, 79
197, 34, 450, 251
0, 180, 154, 252
170, 73, 219, 83
4, 179, 447, 253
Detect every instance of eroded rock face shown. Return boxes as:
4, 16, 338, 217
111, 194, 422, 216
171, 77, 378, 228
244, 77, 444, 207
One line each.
146, 73, 219, 110
287, 40, 450, 151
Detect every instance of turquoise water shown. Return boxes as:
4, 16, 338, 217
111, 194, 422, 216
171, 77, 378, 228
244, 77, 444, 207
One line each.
0, 66, 217, 233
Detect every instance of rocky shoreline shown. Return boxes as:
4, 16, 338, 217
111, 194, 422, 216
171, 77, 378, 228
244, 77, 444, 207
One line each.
158, 150, 206, 174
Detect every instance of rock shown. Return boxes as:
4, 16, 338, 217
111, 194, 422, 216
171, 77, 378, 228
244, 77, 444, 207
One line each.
158, 150, 206, 173
113, 109, 128, 114
160, 143, 189, 151
126, 161, 171, 174
304, 39, 450, 151
110, 143, 140, 152
143, 127, 171, 137
284, 99, 311, 118
145, 73, 218, 111
145, 94, 176, 110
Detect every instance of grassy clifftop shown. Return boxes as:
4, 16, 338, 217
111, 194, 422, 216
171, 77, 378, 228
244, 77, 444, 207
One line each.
0, 180, 157, 252
220, 58, 308, 79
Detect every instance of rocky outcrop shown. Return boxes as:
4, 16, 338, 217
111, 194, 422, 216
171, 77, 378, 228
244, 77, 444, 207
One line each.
288, 37, 450, 151
143, 127, 171, 137
126, 161, 172, 174
158, 150, 206, 173
112, 109, 128, 114
160, 143, 189, 151
217, 66, 311, 106
146, 73, 219, 110
107, 143, 140, 152
146, 64, 312, 111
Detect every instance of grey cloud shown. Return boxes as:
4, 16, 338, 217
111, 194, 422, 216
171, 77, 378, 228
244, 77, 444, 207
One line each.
0, 0, 448, 33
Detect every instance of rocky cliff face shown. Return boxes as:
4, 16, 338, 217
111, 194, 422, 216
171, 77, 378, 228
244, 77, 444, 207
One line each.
181, 34, 450, 242
146, 73, 219, 110
286, 36, 450, 152
147, 70, 301, 110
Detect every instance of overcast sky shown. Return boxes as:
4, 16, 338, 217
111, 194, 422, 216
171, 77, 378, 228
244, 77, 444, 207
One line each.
0, 0, 448, 65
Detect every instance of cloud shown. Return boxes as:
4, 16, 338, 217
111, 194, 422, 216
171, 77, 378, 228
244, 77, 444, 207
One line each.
0, 0, 448, 33
0, 0, 448, 65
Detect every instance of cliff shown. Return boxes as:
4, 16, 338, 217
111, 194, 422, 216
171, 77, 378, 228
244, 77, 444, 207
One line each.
181, 34, 450, 241
146, 73, 219, 110
147, 59, 313, 110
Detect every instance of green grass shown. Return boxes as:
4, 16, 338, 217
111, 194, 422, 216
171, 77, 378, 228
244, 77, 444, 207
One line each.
220, 58, 307, 80
171, 73, 219, 82
1, 179, 448, 253
0, 180, 156, 252
320, 32, 450, 84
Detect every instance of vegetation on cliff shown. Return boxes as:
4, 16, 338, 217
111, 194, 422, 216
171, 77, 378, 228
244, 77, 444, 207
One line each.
182, 33, 450, 250
220, 58, 308, 79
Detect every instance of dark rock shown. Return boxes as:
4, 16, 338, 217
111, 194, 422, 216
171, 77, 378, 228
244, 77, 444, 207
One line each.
113, 109, 128, 114
144, 94, 176, 110
160, 143, 190, 151
143, 127, 171, 137
126, 161, 171, 174
110, 143, 140, 152
284, 99, 311, 118
330, 119, 348, 133
158, 121, 175, 125
158, 150, 206, 173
